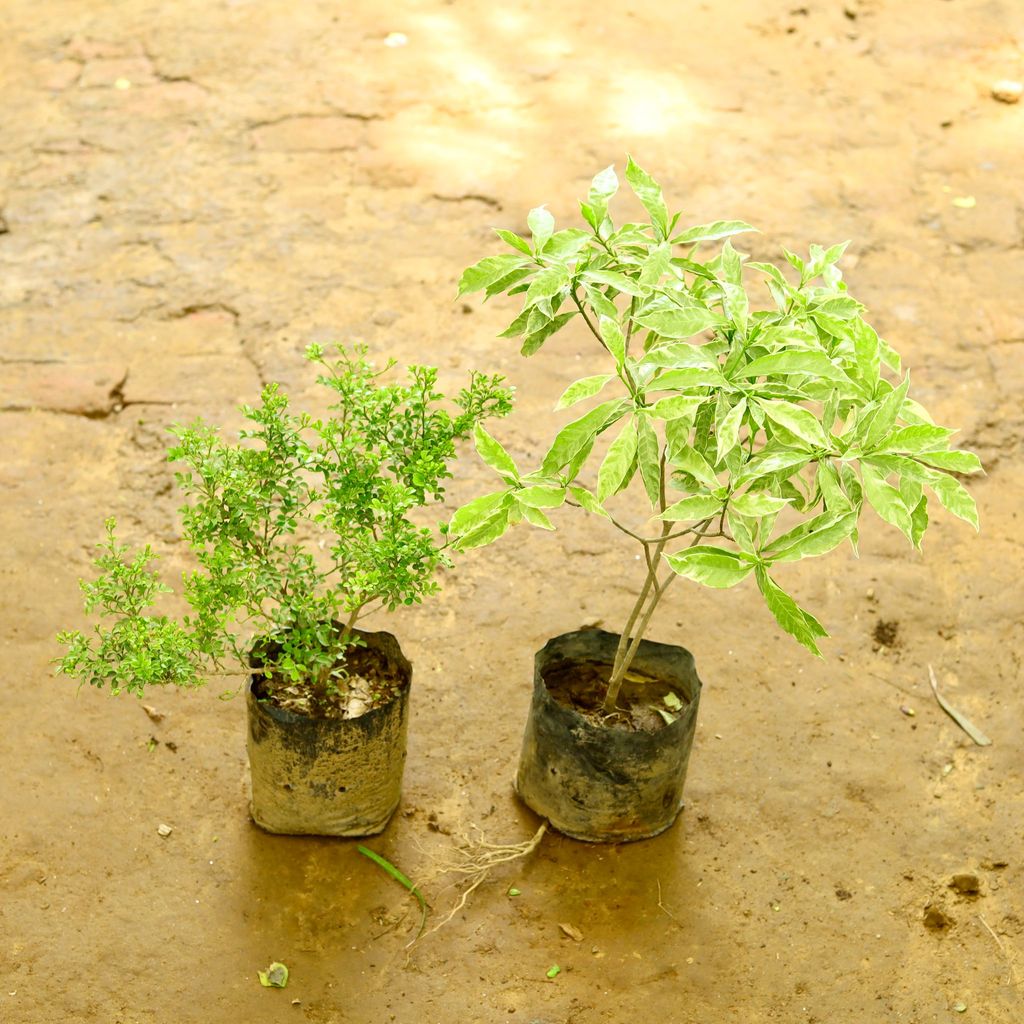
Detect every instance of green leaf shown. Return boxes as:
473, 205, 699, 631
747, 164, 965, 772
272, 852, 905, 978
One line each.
516, 485, 566, 509
729, 491, 791, 517
671, 220, 757, 245
812, 297, 862, 321
861, 463, 913, 538
665, 546, 754, 588
633, 304, 721, 339
736, 449, 813, 484
625, 156, 669, 238
851, 318, 881, 390
544, 228, 591, 259
498, 307, 532, 339
484, 267, 533, 298
764, 510, 857, 563
910, 495, 928, 549
585, 284, 619, 319
715, 398, 747, 464
880, 424, 956, 454
650, 366, 726, 389
457, 254, 527, 296
736, 351, 853, 385
599, 316, 626, 364
755, 567, 827, 656
258, 963, 289, 989
494, 228, 533, 256
719, 239, 744, 286
641, 343, 721, 370
527, 206, 555, 251
640, 244, 672, 287
456, 507, 512, 549
519, 503, 556, 530
648, 394, 707, 420
597, 419, 639, 502
520, 311, 576, 357
915, 449, 984, 474
588, 165, 619, 218
541, 399, 630, 476
568, 484, 609, 519
474, 423, 519, 480
816, 461, 853, 512
357, 845, 429, 939
525, 266, 569, 305
758, 399, 830, 450
861, 375, 910, 450
449, 491, 510, 536
583, 269, 645, 296
658, 494, 723, 521
636, 415, 662, 505
927, 472, 979, 530
555, 374, 615, 411
666, 441, 719, 490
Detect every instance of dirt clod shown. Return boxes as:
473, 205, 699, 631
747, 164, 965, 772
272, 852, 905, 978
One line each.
872, 619, 900, 650
923, 904, 955, 931
949, 873, 981, 897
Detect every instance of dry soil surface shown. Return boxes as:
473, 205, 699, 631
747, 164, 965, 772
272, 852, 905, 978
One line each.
2, 2, 1023, 1022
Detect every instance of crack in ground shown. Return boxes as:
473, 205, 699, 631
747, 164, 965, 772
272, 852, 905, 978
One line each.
162, 302, 240, 322
430, 193, 502, 209
245, 111, 376, 130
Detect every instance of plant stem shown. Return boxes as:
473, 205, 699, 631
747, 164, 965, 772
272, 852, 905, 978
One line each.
602, 516, 716, 714
604, 521, 672, 713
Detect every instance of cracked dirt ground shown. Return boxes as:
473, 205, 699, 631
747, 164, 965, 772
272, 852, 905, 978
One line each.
2, 2, 1023, 1022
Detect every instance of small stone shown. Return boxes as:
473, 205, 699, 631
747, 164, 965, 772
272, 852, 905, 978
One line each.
950, 873, 981, 896
157, 823, 173, 838
952, 1002, 967, 1013
558, 922, 584, 942
991, 79, 1022, 104
142, 704, 165, 723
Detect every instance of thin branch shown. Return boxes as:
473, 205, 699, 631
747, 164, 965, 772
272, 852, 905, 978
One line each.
979, 915, 1021, 987
570, 290, 607, 351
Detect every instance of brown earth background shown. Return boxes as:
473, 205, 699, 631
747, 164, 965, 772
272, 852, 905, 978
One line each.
2, 1, 1023, 1022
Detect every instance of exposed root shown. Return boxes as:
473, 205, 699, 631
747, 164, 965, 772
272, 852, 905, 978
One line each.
417, 822, 548, 940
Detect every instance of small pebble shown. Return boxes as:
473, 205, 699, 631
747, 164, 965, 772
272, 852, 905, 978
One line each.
991, 79, 1022, 104
157, 823, 173, 838
953, 1002, 967, 1013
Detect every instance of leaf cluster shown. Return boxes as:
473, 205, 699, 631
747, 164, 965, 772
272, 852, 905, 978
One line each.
56, 345, 512, 700
452, 160, 980, 655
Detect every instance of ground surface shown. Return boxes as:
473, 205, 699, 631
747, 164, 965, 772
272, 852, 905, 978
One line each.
2, 2, 1023, 1022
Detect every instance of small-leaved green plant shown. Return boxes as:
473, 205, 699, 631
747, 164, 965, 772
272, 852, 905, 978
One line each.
57, 344, 511, 712
450, 158, 980, 713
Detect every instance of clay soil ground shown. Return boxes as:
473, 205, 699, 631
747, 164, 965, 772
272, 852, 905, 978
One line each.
2, 2, 1023, 1022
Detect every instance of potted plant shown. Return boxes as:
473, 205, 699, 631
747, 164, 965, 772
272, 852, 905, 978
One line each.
57, 343, 512, 836
451, 159, 981, 842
